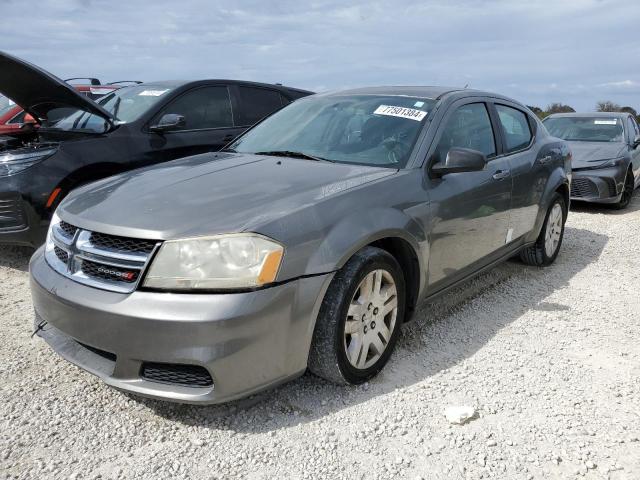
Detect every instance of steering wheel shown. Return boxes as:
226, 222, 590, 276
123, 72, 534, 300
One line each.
383, 138, 411, 164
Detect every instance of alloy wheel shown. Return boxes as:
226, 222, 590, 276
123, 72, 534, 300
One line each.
544, 203, 563, 257
343, 269, 398, 370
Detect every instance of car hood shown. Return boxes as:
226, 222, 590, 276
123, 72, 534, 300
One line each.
0, 51, 114, 124
567, 141, 627, 169
59, 153, 397, 240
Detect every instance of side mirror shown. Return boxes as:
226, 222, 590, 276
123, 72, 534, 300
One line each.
632, 135, 640, 148
430, 148, 487, 177
150, 113, 185, 133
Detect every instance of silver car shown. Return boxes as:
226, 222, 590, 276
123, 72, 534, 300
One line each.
30, 87, 571, 404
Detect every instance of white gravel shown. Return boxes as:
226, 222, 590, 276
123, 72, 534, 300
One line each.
1, 198, 640, 480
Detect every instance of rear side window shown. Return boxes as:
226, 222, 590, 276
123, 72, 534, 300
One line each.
435, 103, 496, 161
496, 105, 532, 153
156, 86, 233, 130
236, 87, 283, 126
627, 116, 639, 140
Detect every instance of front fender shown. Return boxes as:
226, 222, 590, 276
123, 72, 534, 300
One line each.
304, 206, 427, 277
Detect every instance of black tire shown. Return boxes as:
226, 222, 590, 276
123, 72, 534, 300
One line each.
308, 246, 406, 385
520, 193, 566, 267
613, 169, 635, 210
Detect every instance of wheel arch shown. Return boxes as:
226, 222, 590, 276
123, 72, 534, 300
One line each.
48, 162, 125, 210
302, 207, 428, 322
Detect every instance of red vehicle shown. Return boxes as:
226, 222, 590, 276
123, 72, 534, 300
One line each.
0, 78, 139, 136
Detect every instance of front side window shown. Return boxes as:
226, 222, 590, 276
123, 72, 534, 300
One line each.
8, 110, 27, 124
154, 86, 233, 130
434, 103, 496, 162
236, 87, 283, 126
230, 94, 436, 168
496, 105, 532, 152
543, 116, 625, 142
53, 85, 174, 133
0, 95, 16, 117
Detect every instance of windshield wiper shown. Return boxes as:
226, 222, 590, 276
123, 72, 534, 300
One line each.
220, 147, 237, 153
254, 150, 334, 162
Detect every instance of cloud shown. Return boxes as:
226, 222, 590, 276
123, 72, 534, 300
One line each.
2, 0, 639, 110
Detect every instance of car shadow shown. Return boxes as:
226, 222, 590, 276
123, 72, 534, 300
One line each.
136, 225, 608, 432
0, 245, 33, 272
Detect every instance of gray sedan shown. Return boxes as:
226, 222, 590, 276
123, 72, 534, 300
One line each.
543, 112, 640, 209
30, 87, 571, 404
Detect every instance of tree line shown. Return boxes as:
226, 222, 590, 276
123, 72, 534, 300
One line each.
527, 101, 638, 121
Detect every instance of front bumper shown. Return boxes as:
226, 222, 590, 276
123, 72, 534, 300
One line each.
29, 248, 333, 404
570, 165, 626, 204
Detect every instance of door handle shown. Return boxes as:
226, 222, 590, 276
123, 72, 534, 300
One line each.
492, 169, 510, 180
538, 155, 553, 165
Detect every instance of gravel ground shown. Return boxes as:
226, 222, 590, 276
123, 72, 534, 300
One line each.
1, 198, 639, 480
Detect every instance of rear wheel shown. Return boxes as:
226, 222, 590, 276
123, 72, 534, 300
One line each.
613, 169, 634, 210
520, 193, 566, 267
308, 246, 405, 385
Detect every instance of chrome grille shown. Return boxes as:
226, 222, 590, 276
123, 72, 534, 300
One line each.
58, 221, 78, 239
89, 232, 157, 254
45, 220, 160, 293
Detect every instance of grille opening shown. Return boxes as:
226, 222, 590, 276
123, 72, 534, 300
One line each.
81, 260, 140, 283
54, 246, 69, 264
77, 342, 117, 362
141, 362, 213, 388
0, 196, 26, 230
58, 221, 78, 239
570, 178, 598, 198
90, 232, 157, 254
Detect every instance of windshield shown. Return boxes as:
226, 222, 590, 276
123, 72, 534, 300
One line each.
52, 85, 173, 133
0, 95, 18, 117
230, 94, 436, 168
544, 116, 625, 142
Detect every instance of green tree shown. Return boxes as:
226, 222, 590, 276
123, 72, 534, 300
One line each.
546, 103, 575, 114
596, 100, 621, 112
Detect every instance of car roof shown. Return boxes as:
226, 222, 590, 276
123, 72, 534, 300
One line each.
317, 86, 464, 99
547, 112, 631, 119
134, 79, 313, 95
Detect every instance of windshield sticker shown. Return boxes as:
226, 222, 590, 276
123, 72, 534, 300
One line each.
594, 119, 617, 125
139, 89, 169, 97
8, 99, 15, 106
414, 101, 425, 108
374, 105, 427, 122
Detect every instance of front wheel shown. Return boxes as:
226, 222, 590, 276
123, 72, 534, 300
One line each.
520, 193, 566, 267
308, 246, 405, 385
613, 169, 634, 210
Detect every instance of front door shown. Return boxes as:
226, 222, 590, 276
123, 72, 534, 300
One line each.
425, 101, 512, 289
147, 85, 245, 162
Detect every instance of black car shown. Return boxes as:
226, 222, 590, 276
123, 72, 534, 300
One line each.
0, 51, 311, 246
543, 112, 640, 209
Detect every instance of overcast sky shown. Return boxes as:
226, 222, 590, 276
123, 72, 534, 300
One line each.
3, 0, 639, 111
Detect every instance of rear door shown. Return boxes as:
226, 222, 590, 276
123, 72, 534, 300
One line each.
147, 85, 244, 161
491, 103, 544, 241
425, 100, 513, 288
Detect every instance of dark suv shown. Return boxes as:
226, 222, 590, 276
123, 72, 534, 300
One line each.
0, 51, 311, 246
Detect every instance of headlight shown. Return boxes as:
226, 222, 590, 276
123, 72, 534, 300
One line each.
0, 148, 57, 177
143, 234, 284, 290
591, 157, 626, 169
